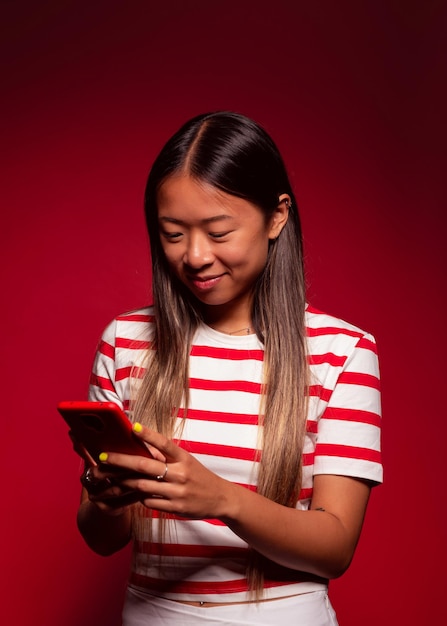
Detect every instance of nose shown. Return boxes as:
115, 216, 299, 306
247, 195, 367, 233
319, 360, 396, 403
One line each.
183, 231, 214, 269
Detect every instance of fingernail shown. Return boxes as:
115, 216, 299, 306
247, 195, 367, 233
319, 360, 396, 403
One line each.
133, 422, 142, 433
99, 452, 108, 462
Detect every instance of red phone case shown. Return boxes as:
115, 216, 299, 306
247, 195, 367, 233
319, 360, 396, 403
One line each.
57, 400, 153, 463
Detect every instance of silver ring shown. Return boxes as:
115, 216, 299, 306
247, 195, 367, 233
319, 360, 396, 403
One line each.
155, 463, 168, 482
82, 467, 97, 485
81, 467, 112, 493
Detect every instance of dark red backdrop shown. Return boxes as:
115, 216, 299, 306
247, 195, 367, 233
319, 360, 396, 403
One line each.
2, 1, 446, 624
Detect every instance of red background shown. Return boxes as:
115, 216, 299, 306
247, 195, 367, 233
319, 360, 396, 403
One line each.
2, 1, 446, 624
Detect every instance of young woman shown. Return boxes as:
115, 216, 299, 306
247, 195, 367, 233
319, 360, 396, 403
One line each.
75, 111, 382, 625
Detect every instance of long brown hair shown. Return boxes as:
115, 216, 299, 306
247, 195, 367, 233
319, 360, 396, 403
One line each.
133, 112, 308, 595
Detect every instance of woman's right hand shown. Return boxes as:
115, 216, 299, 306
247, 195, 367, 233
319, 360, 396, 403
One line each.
69, 430, 137, 516
79, 464, 139, 515
69, 431, 134, 554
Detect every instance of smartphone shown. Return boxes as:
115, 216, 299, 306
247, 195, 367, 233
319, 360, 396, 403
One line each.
57, 400, 153, 463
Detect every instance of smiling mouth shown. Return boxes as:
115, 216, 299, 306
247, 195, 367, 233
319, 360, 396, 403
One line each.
189, 275, 224, 291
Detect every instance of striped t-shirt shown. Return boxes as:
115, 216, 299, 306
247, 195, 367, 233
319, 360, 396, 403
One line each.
89, 304, 382, 603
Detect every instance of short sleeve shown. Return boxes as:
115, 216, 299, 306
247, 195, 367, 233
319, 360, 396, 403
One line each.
313, 333, 383, 484
88, 318, 125, 410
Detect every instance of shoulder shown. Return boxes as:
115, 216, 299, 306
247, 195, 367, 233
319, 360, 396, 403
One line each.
114, 305, 155, 324
305, 304, 377, 357
99, 306, 155, 346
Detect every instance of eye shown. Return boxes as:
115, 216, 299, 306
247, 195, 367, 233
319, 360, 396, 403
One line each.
209, 231, 232, 240
161, 230, 182, 241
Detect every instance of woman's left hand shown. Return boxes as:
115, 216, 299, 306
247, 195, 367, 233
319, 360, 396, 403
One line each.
98, 424, 372, 579
98, 423, 234, 520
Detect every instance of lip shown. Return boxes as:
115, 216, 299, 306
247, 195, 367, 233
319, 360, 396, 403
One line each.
188, 274, 224, 291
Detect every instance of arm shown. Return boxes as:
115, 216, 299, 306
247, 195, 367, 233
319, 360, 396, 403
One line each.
74, 317, 134, 556
77, 487, 133, 556
71, 436, 134, 556
97, 327, 380, 577
221, 473, 370, 578
99, 427, 371, 579
87, 319, 380, 573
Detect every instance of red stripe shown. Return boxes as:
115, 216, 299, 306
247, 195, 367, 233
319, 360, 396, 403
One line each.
308, 352, 348, 366
243, 483, 257, 492
302, 452, 315, 466
307, 326, 363, 339
135, 542, 248, 558
322, 407, 381, 427
98, 339, 114, 359
308, 384, 332, 401
129, 573, 310, 594
116, 314, 154, 322
89, 373, 115, 392
356, 336, 377, 353
191, 345, 264, 361
130, 567, 325, 594
298, 487, 313, 500
189, 378, 261, 394
305, 304, 322, 314
115, 366, 146, 381
199, 517, 228, 526
129, 573, 252, 594
315, 443, 381, 464
177, 407, 259, 425
116, 337, 151, 350
306, 420, 318, 434
146, 511, 227, 526
169, 440, 313, 467
338, 372, 381, 390
178, 439, 259, 462
176, 411, 319, 434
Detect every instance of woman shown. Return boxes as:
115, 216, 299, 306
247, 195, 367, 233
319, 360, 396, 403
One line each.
76, 111, 382, 625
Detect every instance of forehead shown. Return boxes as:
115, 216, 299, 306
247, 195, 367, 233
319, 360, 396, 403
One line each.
157, 174, 264, 222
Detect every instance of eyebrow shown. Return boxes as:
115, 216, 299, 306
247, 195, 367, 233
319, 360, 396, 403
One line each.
159, 215, 234, 226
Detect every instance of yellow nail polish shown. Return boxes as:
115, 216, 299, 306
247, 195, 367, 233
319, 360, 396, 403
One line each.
99, 452, 108, 462
133, 422, 142, 433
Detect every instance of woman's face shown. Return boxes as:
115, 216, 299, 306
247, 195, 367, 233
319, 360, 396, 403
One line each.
156, 174, 287, 325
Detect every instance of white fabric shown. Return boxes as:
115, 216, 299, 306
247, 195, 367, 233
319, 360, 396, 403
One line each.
89, 304, 382, 604
123, 587, 339, 626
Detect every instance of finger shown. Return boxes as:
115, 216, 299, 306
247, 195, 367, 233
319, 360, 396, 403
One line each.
90, 490, 137, 515
132, 423, 182, 462
69, 431, 96, 466
99, 451, 169, 483
86, 474, 139, 504
121, 458, 169, 492
80, 464, 132, 494
80, 466, 114, 494
85, 478, 114, 496
145, 443, 166, 463
92, 501, 129, 516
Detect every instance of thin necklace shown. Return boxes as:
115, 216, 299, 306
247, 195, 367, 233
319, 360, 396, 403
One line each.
228, 326, 252, 336
209, 324, 253, 335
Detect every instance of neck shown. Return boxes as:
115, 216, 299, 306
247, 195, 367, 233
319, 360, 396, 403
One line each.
201, 297, 254, 335
208, 323, 254, 336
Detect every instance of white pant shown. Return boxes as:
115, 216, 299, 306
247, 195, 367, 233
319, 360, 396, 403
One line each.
123, 587, 339, 625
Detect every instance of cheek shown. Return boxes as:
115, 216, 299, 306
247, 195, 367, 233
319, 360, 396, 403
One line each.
246, 235, 270, 265
227, 242, 269, 277
160, 244, 180, 268
160, 250, 183, 281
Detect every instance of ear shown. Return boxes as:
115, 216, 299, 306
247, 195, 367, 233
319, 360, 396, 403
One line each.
268, 193, 291, 240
